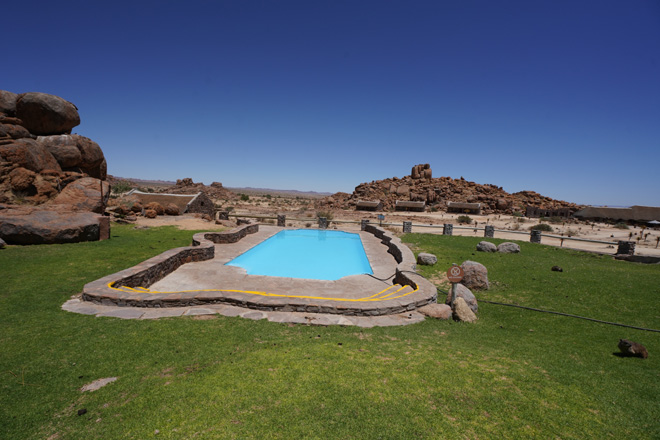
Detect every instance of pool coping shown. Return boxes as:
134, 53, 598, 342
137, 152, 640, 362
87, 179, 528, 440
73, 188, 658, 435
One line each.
81, 223, 437, 317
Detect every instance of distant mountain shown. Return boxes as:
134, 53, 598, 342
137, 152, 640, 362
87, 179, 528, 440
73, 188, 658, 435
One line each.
226, 187, 332, 198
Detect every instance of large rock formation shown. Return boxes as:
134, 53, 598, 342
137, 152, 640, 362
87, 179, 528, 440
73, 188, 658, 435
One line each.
317, 163, 582, 214
0, 90, 109, 244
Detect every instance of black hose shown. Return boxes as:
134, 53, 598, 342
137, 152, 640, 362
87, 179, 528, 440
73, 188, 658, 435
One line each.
436, 287, 660, 333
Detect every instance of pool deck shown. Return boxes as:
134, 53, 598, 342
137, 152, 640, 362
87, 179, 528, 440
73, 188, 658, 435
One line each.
66, 224, 438, 326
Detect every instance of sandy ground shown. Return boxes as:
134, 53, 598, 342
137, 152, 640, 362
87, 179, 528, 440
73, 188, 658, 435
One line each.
133, 211, 660, 257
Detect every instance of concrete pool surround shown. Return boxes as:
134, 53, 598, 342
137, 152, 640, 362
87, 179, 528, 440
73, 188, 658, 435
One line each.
79, 223, 437, 323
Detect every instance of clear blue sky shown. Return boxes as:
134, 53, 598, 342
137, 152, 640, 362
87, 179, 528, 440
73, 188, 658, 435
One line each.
4, 1, 659, 206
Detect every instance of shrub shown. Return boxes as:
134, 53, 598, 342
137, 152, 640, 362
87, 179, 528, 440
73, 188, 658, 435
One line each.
240, 194, 250, 201
111, 180, 132, 195
614, 223, 629, 229
531, 223, 553, 232
512, 211, 523, 218
549, 216, 564, 224
457, 215, 472, 224
316, 210, 334, 221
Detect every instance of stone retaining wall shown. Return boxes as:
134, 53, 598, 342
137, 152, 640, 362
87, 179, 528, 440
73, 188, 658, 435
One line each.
82, 223, 437, 315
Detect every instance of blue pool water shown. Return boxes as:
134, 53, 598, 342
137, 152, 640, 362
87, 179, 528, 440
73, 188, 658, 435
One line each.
226, 229, 373, 280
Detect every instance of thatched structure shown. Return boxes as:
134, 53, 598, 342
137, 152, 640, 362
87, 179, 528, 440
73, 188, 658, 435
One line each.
126, 190, 214, 216
447, 202, 481, 215
395, 201, 426, 212
356, 200, 383, 211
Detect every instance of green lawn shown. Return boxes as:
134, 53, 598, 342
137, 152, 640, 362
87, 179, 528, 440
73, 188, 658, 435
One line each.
1, 225, 658, 439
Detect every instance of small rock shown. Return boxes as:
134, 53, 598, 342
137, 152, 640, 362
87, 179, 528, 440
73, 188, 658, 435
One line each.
77, 408, 87, 416
452, 297, 478, 323
417, 303, 452, 319
145, 202, 164, 215
417, 252, 437, 265
497, 242, 521, 253
551, 266, 563, 272
476, 241, 497, 252
445, 283, 478, 314
618, 339, 648, 359
461, 260, 489, 290
0, 238, 6, 249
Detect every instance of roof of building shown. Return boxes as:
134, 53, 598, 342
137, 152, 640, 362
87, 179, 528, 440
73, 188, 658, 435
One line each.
574, 205, 660, 221
125, 190, 202, 212
356, 200, 382, 207
447, 202, 481, 209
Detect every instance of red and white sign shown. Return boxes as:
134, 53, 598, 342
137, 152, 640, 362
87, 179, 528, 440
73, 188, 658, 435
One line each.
447, 265, 464, 283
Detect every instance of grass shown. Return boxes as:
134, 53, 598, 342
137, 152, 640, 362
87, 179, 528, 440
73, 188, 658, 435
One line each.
1, 226, 659, 439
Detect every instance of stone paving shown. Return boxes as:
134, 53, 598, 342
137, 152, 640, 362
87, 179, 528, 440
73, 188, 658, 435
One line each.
62, 297, 426, 327
68, 224, 437, 326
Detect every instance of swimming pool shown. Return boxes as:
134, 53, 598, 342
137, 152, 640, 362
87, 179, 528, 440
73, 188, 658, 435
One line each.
226, 229, 373, 280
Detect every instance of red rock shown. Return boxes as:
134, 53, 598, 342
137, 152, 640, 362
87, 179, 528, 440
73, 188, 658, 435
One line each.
15, 92, 80, 135
0, 90, 18, 115
0, 138, 61, 173
145, 202, 164, 215
48, 177, 110, 214
0, 123, 31, 140
144, 209, 157, 218
8, 167, 36, 191
165, 203, 180, 215
0, 208, 104, 244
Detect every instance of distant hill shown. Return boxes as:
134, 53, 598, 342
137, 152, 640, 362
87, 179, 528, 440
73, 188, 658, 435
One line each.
226, 187, 332, 199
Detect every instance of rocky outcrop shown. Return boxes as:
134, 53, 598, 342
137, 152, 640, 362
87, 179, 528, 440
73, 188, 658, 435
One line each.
317, 164, 582, 214
0, 90, 106, 206
0, 90, 109, 245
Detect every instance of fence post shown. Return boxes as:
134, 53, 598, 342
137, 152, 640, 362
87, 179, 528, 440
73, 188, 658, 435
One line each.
318, 217, 328, 229
277, 214, 286, 227
403, 221, 412, 233
530, 229, 542, 243
484, 225, 495, 238
360, 219, 369, 231
443, 224, 453, 235
616, 240, 635, 255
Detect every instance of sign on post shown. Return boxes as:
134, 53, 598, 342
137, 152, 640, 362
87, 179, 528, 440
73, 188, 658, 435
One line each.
447, 264, 464, 283
447, 264, 464, 305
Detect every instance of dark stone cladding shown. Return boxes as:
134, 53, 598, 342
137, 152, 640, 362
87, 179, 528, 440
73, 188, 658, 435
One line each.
82, 224, 437, 316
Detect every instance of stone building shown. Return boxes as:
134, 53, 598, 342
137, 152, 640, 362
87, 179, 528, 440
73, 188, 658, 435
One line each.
126, 190, 214, 217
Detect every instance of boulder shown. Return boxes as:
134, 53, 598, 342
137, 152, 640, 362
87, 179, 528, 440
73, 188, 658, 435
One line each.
417, 303, 451, 320
48, 177, 110, 214
130, 202, 143, 213
497, 242, 520, 253
165, 203, 180, 216
0, 90, 18, 115
145, 202, 164, 215
37, 134, 106, 179
417, 252, 437, 265
445, 283, 478, 314
0, 209, 102, 244
8, 167, 36, 191
144, 209, 157, 218
37, 135, 82, 168
0, 138, 61, 173
452, 297, 477, 323
476, 241, 497, 252
0, 237, 5, 249
0, 123, 31, 140
461, 260, 489, 290
15, 92, 80, 135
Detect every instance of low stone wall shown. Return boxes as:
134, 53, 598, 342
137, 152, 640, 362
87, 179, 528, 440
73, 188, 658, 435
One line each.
194, 223, 259, 244
83, 223, 259, 300
363, 224, 436, 306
